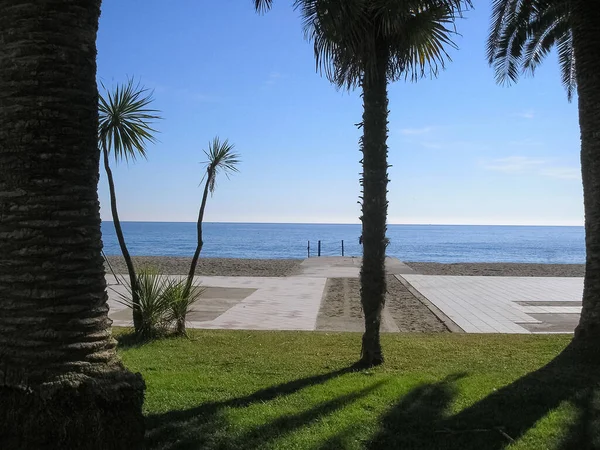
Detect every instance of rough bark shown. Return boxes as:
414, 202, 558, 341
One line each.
359, 40, 389, 367
572, 0, 600, 347
102, 145, 142, 332
186, 168, 213, 293
0, 1, 145, 448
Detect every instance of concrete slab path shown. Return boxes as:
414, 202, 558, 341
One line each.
107, 275, 327, 331
399, 274, 583, 334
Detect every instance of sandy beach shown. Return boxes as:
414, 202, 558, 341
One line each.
405, 262, 585, 277
104, 256, 303, 277
104, 255, 585, 278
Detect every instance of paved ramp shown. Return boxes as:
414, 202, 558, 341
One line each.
297, 256, 415, 278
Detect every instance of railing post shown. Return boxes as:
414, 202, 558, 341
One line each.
307, 240, 310, 258
341, 240, 344, 257
318, 240, 321, 257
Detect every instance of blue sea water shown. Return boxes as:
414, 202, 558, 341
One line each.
100, 222, 585, 264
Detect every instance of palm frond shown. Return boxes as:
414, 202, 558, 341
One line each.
487, 0, 575, 99
557, 30, 576, 101
295, 0, 469, 89
98, 77, 162, 162
200, 137, 241, 195
254, 0, 273, 13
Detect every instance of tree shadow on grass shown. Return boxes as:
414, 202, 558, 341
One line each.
146, 364, 383, 450
365, 341, 600, 449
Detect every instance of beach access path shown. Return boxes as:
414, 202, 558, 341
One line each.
106, 256, 583, 334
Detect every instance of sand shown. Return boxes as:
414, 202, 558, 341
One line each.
405, 262, 585, 277
316, 276, 448, 333
104, 256, 303, 277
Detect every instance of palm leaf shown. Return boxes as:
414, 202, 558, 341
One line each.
487, 0, 575, 99
98, 78, 162, 162
200, 137, 241, 195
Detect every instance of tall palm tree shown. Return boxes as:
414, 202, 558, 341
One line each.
255, 0, 470, 366
186, 137, 240, 292
0, 1, 145, 448
98, 79, 161, 335
488, 0, 600, 346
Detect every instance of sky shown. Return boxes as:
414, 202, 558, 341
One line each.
96, 1, 583, 226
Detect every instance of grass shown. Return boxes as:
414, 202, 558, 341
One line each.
116, 329, 600, 450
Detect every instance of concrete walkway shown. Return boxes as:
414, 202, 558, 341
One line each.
107, 275, 326, 331
399, 274, 583, 334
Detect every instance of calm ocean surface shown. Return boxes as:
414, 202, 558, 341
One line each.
100, 222, 585, 264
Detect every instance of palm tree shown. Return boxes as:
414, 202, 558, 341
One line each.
255, 0, 470, 366
0, 1, 145, 448
186, 137, 240, 293
98, 79, 161, 335
488, 0, 600, 346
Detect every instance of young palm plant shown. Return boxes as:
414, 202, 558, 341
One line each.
98, 79, 162, 335
186, 137, 240, 292
488, 0, 600, 348
256, 0, 470, 366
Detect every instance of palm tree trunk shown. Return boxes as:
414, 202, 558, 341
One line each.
0, 1, 145, 448
572, 0, 600, 347
102, 145, 142, 333
359, 40, 389, 367
186, 170, 213, 293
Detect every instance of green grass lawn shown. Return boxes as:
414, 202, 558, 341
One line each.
116, 329, 599, 450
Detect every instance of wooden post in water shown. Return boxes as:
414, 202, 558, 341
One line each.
341, 240, 344, 256
318, 240, 321, 257
307, 240, 310, 258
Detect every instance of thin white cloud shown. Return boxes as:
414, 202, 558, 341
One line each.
484, 156, 547, 174
515, 109, 535, 119
483, 156, 580, 180
265, 71, 281, 86
540, 167, 581, 180
400, 126, 434, 135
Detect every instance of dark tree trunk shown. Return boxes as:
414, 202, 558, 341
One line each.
572, 0, 600, 348
0, 1, 145, 448
102, 145, 142, 332
186, 168, 213, 293
359, 40, 389, 367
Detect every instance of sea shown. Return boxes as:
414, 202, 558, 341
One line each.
100, 222, 585, 264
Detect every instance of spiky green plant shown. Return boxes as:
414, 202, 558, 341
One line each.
116, 266, 171, 339
162, 278, 204, 336
98, 78, 162, 335
186, 137, 240, 292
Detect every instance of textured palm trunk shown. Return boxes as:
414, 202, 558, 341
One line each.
572, 0, 600, 347
0, 1, 145, 448
186, 168, 213, 293
359, 41, 389, 367
102, 145, 142, 333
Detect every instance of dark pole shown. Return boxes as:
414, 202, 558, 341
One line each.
318, 240, 321, 257
307, 240, 310, 258
342, 240, 344, 256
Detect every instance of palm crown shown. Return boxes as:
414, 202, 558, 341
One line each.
203, 137, 241, 194
257, 0, 470, 89
487, 0, 574, 100
98, 78, 162, 161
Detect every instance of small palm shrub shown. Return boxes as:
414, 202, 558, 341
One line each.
162, 278, 204, 336
116, 266, 202, 339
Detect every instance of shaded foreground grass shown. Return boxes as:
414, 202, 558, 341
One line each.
116, 329, 600, 449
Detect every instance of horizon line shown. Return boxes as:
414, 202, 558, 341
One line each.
100, 220, 584, 227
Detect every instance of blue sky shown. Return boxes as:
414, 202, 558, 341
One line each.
97, 1, 582, 226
